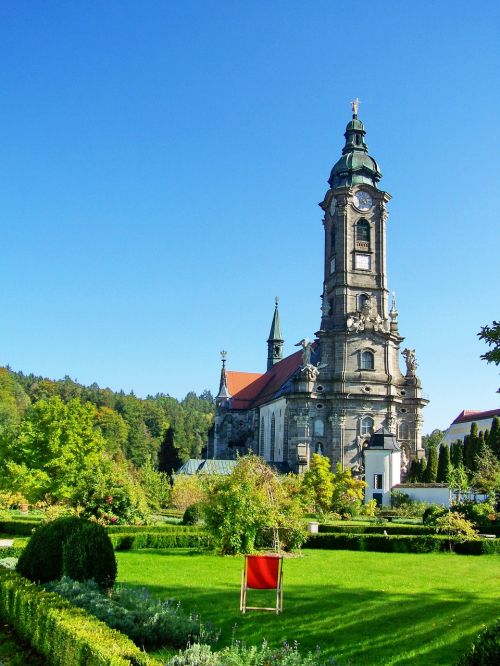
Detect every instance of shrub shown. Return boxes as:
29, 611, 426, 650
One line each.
457, 618, 500, 664
0, 569, 160, 665
63, 521, 117, 590
183, 503, 202, 525
17, 517, 117, 588
318, 524, 433, 536
168, 640, 333, 665
16, 516, 84, 583
46, 577, 214, 650
423, 505, 445, 525
171, 475, 206, 512
435, 512, 479, 544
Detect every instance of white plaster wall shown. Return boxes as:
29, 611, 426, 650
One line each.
396, 486, 450, 507
259, 398, 286, 462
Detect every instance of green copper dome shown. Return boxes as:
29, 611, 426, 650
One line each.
329, 114, 382, 189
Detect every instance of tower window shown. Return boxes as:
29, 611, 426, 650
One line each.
259, 417, 265, 457
313, 419, 324, 436
399, 422, 409, 440
361, 416, 374, 436
361, 350, 374, 370
373, 473, 383, 489
356, 219, 370, 243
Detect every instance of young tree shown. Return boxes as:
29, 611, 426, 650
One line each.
330, 464, 366, 514
471, 447, 500, 496
301, 453, 334, 515
477, 320, 500, 366
448, 463, 469, 493
202, 455, 305, 555
436, 444, 451, 483
424, 447, 438, 483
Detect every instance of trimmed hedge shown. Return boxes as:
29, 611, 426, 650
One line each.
304, 533, 500, 554
454, 539, 500, 556
0, 520, 39, 535
106, 524, 201, 534
110, 531, 211, 551
319, 524, 434, 536
0, 546, 24, 558
0, 569, 162, 666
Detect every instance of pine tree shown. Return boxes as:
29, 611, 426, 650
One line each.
436, 444, 450, 483
424, 447, 438, 483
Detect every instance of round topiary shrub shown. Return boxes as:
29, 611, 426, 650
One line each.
182, 503, 201, 525
16, 516, 117, 589
62, 521, 117, 590
16, 516, 83, 584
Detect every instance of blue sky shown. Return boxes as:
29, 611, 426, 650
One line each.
0, 1, 498, 433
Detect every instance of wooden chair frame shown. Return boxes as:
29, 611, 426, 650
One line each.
240, 554, 283, 614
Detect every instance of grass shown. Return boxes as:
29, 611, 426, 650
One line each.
116, 549, 499, 665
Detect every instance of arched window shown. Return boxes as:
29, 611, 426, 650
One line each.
361, 417, 374, 436
356, 219, 370, 244
313, 418, 324, 436
399, 422, 409, 440
259, 417, 265, 456
358, 293, 369, 311
361, 350, 374, 370
270, 414, 276, 461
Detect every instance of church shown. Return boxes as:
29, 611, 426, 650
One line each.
208, 103, 428, 477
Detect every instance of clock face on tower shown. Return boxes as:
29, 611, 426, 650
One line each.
353, 190, 373, 211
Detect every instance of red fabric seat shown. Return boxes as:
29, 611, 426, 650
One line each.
246, 555, 280, 589
240, 554, 283, 613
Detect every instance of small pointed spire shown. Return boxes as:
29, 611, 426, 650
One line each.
267, 298, 284, 371
216, 350, 232, 400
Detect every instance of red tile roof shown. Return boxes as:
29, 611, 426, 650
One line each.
226, 348, 305, 410
451, 408, 500, 424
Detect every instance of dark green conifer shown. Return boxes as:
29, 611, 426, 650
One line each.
450, 440, 464, 467
488, 416, 500, 460
417, 456, 427, 482
424, 447, 438, 483
436, 444, 450, 483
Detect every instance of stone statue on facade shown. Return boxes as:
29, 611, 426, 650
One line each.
295, 338, 313, 366
347, 311, 365, 333
402, 348, 418, 375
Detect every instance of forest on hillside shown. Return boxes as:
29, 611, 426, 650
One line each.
0, 366, 214, 520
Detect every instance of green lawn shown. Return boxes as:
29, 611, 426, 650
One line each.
117, 549, 499, 665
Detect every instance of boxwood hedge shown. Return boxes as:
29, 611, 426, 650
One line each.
304, 533, 500, 554
0, 569, 162, 666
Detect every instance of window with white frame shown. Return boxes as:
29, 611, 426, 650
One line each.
361, 416, 374, 436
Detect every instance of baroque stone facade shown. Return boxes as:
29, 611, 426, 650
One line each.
208, 106, 428, 476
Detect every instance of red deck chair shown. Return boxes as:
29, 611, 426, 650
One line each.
240, 554, 283, 614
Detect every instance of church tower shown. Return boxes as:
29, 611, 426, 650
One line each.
267, 297, 284, 371
311, 100, 428, 473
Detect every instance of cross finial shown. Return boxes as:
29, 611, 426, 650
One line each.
275, 296, 279, 307
220, 350, 227, 362
351, 97, 360, 117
